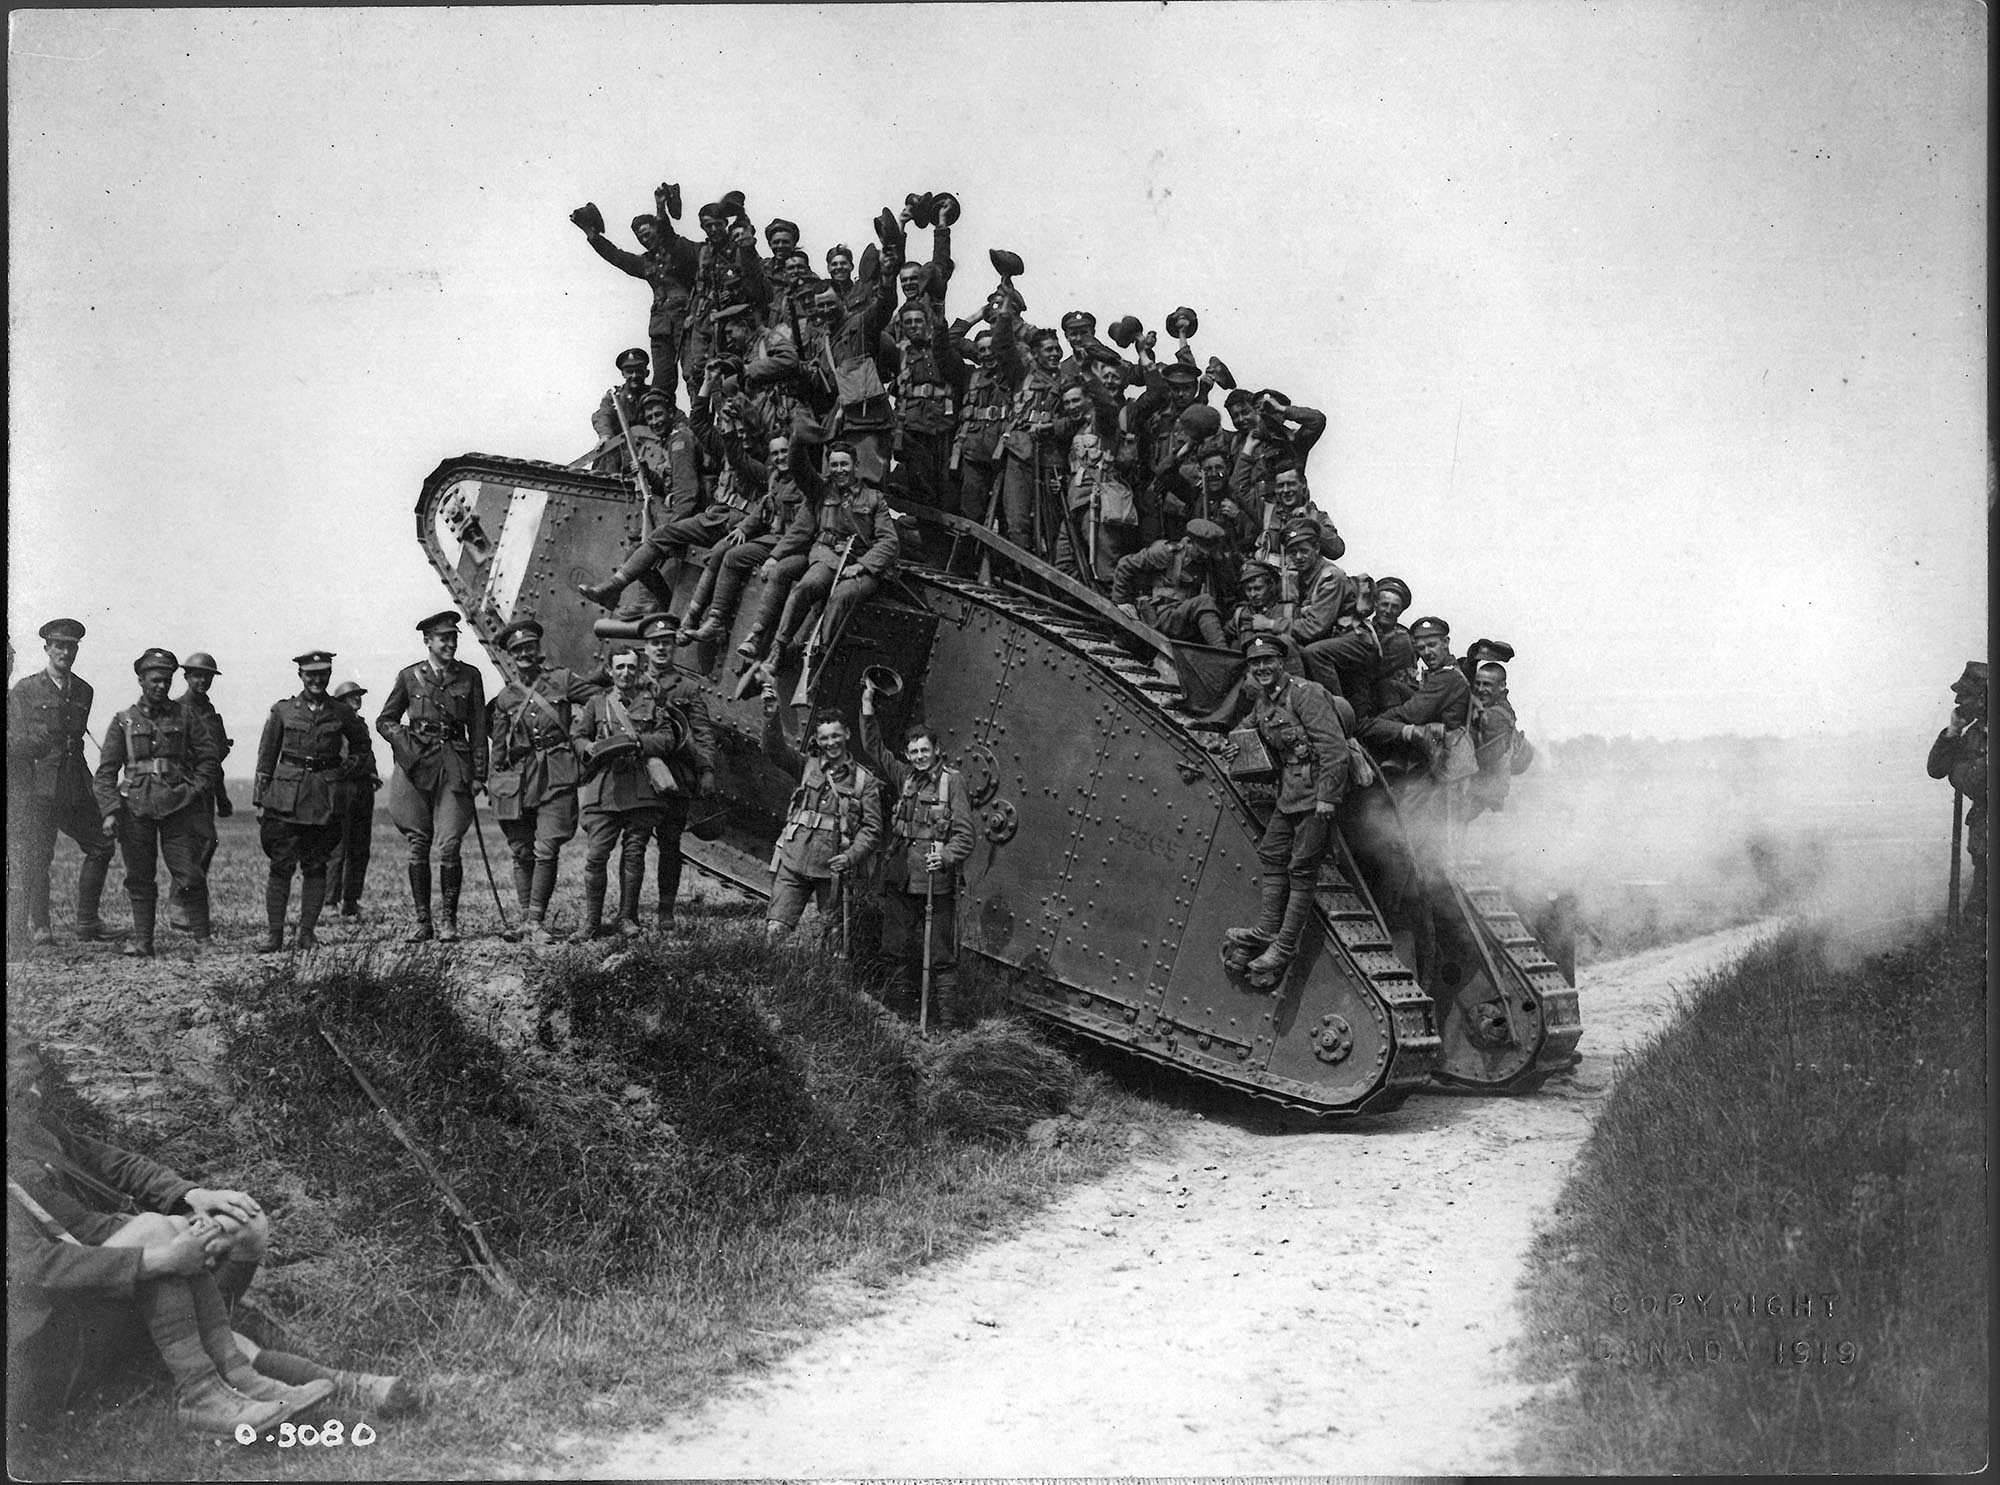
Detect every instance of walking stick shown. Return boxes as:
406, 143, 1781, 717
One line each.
1948, 789, 1964, 930
468, 797, 517, 941
920, 874, 936, 1038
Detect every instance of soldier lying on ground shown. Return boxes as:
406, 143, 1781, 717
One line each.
6, 1028, 411, 1437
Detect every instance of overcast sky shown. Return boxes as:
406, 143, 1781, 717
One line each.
7, 3, 1986, 743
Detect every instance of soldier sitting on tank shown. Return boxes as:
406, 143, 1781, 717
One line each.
1278, 517, 1382, 715
588, 348, 653, 475
760, 677, 882, 949
677, 427, 804, 648
1226, 558, 1296, 650
1467, 661, 1521, 820
577, 380, 724, 619
1928, 660, 1988, 916
1227, 388, 1328, 516
757, 429, 900, 673
857, 676, 978, 1028
1457, 636, 1516, 687
1110, 519, 1232, 646
1250, 464, 1343, 574
1356, 616, 1472, 779
1218, 636, 1352, 981
1370, 577, 1420, 711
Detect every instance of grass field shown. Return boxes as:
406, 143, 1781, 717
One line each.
1511, 917, 1988, 1474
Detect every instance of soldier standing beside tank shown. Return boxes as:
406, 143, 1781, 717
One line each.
1928, 660, 1988, 918
1220, 635, 1351, 980
760, 677, 882, 949
324, 680, 379, 922
486, 620, 594, 946
858, 676, 977, 1028
569, 649, 680, 941
377, 611, 488, 943
165, 653, 231, 934
252, 651, 375, 952
637, 615, 718, 930
7, 618, 116, 950
94, 649, 223, 958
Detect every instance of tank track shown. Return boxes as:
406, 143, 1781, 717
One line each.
1437, 863, 1583, 1090
912, 570, 1439, 1116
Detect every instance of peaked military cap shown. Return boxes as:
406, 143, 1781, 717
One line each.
1468, 638, 1516, 664
332, 680, 367, 700
629, 214, 655, 237
38, 618, 86, 642
719, 189, 747, 218
1184, 518, 1228, 545
765, 217, 799, 244
1223, 387, 1255, 410
1243, 635, 1286, 661
1177, 404, 1222, 440
698, 201, 727, 221
1409, 616, 1451, 639
416, 610, 461, 635
1279, 518, 1324, 548
495, 618, 545, 650
1083, 342, 1123, 368
1060, 310, 1096, 332
1257, 387, 1292, 409
639, 388, 674, 411
134, 647, 179, 675
1165, 306, 1200, 338
1239, 558, 1281, 583
181, 652, 221, 675
1160, 361, 1201, 383
1951, 660, 1989, 695
292, 649, 336, 671
614, 347, 650, 372
1375, 576, 1413, 609
711, 301, 754, 325
637, 614, 677, 640
825, 242, 853, 263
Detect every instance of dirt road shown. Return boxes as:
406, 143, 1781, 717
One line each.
557, 922, 1773, 1479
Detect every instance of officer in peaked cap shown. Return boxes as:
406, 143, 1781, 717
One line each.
166, 651, 234, 933
487, 615, 595, 943
1928, 658, 1989, 916
376, 610, 487, 942
252, 650, 375, 952
8, 618, 116, 951
93, 648, 223, 956
325, 678, 379, 921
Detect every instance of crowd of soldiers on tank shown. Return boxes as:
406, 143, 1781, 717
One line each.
10, 177, 1531, 997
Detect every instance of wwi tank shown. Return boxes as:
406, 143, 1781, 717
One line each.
415, 453, 1580, 1116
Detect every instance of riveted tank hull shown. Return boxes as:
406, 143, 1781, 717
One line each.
416, 454, 1579, 1113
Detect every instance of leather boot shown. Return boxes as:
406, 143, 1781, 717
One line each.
636, 564, 678, 615
136, 1280, 292, 1437
75, 850, 112, 940
570, 872, 606, 943
122, 898, 157, 958
240, 1336, 414, 1416
527, 857, 560, 944
296, 874, 328, 950
928, 968, 962, 1032
615, 853, 646, 937
406, 863, 434, 942
1226, 873, 1288, 951
189, 1273, 333, 1412
1248, 890, 1316, 978
735, 624, 767, 660
258, 872, 291, 953
577, 574, 627, 609
511, 860, 534, 916
437, 863, 463, 942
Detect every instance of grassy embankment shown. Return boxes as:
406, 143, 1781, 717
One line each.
1513, 919, 1988, 1474
10, 911, 1176, 1482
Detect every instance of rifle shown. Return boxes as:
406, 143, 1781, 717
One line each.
920, 874, 936, 1038
792, 531, 860, 707
609, 387, 652, 543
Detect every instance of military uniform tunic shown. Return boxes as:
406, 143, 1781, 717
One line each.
94, 696, 223, 925
762, 709, 882, 933
255, 693, 376, 875
5, 668, 114, 938
377, 659, 488, 865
